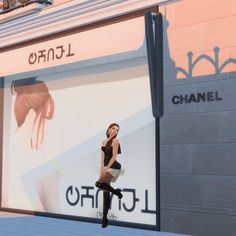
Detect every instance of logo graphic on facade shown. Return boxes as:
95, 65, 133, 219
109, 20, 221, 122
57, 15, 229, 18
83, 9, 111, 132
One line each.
65, 185, 156, 216
172, 91, 223, 105
28, 43, 75, 65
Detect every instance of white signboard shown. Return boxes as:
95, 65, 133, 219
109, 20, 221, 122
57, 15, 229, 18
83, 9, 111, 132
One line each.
0, 17, 145, 76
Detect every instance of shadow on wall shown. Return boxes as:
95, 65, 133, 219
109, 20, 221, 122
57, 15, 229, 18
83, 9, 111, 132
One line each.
163, 16, 236, 81
176, 47, 236, 79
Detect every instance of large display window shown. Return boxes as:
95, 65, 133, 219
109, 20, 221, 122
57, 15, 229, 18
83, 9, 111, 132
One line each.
0, 6, 162, 230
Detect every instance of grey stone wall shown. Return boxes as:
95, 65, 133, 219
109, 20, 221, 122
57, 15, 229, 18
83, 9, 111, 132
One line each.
160, 68, 236, 235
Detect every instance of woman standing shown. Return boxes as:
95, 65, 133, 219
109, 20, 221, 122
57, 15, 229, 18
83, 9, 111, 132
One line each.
95, 123, 123, 228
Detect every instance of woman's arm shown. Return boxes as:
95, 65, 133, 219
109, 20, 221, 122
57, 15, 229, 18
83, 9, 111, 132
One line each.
100, 140, 106, 175
100, 150, 105, 170
107, 139, 119, 169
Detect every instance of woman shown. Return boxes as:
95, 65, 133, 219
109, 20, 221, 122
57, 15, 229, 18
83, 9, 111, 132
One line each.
95, 123, 123, 228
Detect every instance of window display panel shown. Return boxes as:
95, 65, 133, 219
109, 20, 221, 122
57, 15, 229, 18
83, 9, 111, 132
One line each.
1, 15, 157, 227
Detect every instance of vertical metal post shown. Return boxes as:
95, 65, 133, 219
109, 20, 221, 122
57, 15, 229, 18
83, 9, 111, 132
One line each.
155, 14, 163, 231
0, 77, 4, 208
145, 12, 156, 118
145, 12, 163, 231
155, 116, 160, 230
155, 13, 163, 118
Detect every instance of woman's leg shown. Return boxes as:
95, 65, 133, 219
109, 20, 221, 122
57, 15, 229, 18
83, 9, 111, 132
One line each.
96, 172, 122, 228
95, 172, 122, 199
101, 190, 110, 228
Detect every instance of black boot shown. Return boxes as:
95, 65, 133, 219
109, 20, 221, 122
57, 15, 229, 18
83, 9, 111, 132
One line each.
101, 191, 110, 228
95, 182, 123, 199
115, 188, 123, 199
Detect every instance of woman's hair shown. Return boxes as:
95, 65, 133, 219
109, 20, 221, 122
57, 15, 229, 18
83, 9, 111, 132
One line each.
106, 123, 120, 138
106, 123, 121, 154
11, 78, 55, 150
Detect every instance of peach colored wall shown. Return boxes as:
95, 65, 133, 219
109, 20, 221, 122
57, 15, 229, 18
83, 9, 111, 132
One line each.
159, 0, 236, 79
53, 0, 72, 6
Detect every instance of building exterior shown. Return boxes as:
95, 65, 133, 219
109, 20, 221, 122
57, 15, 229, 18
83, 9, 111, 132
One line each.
1, 0, 236, 235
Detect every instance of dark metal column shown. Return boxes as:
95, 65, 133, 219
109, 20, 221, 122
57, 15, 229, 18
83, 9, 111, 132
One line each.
0, 77, 5, 208
145, 11, 163, 231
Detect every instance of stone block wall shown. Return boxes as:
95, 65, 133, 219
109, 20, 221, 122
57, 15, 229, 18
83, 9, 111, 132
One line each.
159, 0, 236, 235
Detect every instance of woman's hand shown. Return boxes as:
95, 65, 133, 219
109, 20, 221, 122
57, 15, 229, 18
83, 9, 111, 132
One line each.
101, 167, 107, 176
101, 167, 106, 176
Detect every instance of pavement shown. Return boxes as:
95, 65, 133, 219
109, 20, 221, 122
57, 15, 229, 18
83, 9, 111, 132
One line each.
0, 211, 188, 236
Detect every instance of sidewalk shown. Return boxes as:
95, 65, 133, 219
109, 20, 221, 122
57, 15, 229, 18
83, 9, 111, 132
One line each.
0, 211, 188, 236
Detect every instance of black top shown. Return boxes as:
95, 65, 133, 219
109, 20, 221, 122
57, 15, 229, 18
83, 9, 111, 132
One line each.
101, 137, 121, 170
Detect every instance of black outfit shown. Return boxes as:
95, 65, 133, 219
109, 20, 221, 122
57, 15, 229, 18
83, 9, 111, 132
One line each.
95, 136, 122, 228
101, 136, 121, 169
